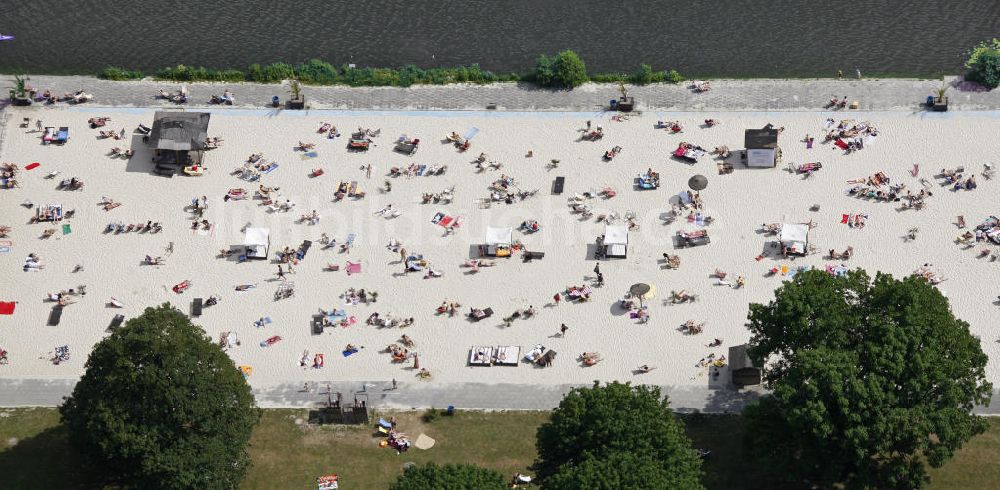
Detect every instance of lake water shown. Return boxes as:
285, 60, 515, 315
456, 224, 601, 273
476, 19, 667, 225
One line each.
2, 0, 998, 78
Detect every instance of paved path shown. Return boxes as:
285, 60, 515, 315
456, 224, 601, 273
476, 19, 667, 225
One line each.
0, 377, 761, 412
10, 75, 1000, 112
4, 378, 1000, 414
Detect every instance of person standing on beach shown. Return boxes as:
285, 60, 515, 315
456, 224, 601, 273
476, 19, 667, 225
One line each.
36, 119, 42, 131
593, 263, 601, 275
553, 293, 561, 306
837, 69, 843, 80
597, 271, 604, 286
560, 323, 568, 336
276, 265, 285, 281
856, 68, 862, 79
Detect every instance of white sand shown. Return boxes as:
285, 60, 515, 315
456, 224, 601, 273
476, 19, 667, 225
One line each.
1, 107, 998, 403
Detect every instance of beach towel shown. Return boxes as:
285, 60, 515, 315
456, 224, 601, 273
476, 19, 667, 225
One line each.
261, 163, 279, 174
438, 216, 454, 228
463, 127, 480, 141
0, 302, 15, 315
25, 162, 40, 171
346, 262, 361, 275
416, 165, 427, 176
841, 214, 850, 224
834, 138, 849, 150
62, 224, 71, 235
431, 212, 445, 224
342, 348, 359, 357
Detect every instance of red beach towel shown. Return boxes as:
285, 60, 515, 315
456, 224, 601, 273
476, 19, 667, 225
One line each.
841, 214, 850, 224
834, 139, 848, 150
25, 162, 40, 171
0, 302, 15, 314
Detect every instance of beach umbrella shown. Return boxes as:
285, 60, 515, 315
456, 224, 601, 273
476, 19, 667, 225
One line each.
630, 283, 652, 306
688, 174, 708, 191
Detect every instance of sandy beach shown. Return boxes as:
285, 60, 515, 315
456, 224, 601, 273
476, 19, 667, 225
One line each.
1, 106, 998, 408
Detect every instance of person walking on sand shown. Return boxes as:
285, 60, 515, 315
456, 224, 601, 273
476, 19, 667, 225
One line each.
276, 264, 285, 281
553, 293, 561, 306
392, 378, 397, 390
593, 263, 601, 275
560, 323, 568, 336
36, 119, 43, 132
597, 271, 604, 286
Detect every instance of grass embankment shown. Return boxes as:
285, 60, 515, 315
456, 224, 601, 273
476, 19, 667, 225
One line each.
2, 408, 999, 489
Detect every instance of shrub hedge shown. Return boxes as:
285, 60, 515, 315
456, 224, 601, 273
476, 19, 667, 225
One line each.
97, 55, 683, 88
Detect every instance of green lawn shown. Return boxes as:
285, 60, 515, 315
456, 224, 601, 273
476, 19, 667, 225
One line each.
2, 407, 999, 489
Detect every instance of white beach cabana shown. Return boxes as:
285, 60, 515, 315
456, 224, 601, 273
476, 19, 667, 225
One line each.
778, 223, 809, 256
484, 226, 513, 257
604, 225, 628, 258
243, 227, 270, 259
745, 128, 781, 168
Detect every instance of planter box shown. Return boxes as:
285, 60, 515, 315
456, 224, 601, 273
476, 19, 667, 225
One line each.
288, 96, 305, 110
12, 96, 32, 106
616, 97, 635, 112
932, 96, 948, 112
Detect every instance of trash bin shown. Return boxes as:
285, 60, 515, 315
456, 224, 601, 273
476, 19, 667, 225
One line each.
446, 405, 455, 415
926, 95, 934, 107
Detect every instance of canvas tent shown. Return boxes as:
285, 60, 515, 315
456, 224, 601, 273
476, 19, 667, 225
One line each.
744, 128, 780, 168
243, 228, 270, 260
148, 111, 211, 152
778, 223, 809, 256
729, 344, 761, 387
604, 225, 628, 258
483, 226, 513, 257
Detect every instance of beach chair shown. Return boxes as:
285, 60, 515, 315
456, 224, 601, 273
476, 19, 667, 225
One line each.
469, 307, 493, 321
343, 233, 356, 249
312, 315, 325, 335
191, 298, 203, 317
298, 240, 312, 260
48, 306, 63, 326
552, 176, 565, 195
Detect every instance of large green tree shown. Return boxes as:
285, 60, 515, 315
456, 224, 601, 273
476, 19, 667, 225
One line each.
533, 50, 589, 88
389, 462, 506, 490
60, 304, 260, 489
534, 381, 703, 489
744, 269, 992, 489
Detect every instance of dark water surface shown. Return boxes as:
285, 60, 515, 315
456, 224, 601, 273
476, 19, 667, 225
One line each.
2, 1, 998, 77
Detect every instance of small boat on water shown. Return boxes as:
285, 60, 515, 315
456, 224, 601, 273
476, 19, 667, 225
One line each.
0, 35, 14, 41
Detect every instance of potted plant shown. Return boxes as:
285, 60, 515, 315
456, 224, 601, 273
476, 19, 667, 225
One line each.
9, 75, 32, 106
287, 79, 305, 109
616, 81, 635, 112
932, 82, 948, 112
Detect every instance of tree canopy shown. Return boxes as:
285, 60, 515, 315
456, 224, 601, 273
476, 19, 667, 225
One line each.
966, 39, 1000, 89
534, 381, 703, 489
389, 462, 506, 490
60, 304, 260, 489
533, 50, 589, 88
743, 269, 992, 489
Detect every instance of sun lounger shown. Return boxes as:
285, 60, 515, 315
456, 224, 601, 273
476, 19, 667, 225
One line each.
537, 349, 556, 367
48, 306, 63, 326
469, 307, 493, 321
297, 240, 312, 260
524, 345, 546, 363
523, 251, 545, 261
552, 176, 565, 195
191, 298, 203, 317
311, 315, 325, 335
